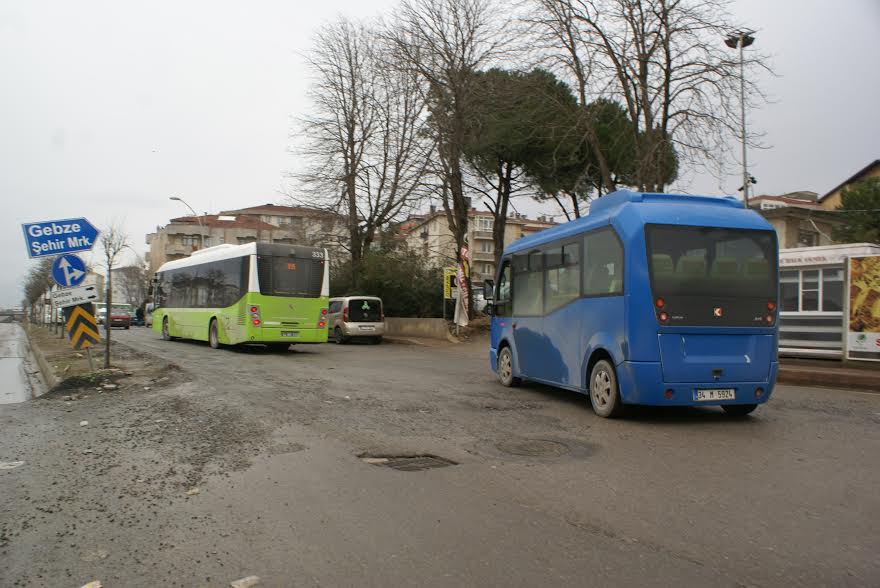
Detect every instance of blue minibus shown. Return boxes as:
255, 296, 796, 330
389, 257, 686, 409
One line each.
484, 190, 779, 418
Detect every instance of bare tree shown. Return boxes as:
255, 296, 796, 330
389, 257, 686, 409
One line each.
100, 223, 129, 368
295, 17, 432, 288
22, 258, 54, 324
527, 0, 767, 192
116, 256, 150, 308
386, 0, 506, 315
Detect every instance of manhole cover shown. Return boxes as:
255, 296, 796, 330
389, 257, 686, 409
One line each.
360, 455, 457, 471
496, 439, 569, 457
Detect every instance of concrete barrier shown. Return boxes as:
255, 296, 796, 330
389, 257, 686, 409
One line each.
384, 317, 450, 340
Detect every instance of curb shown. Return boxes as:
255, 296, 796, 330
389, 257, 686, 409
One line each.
22, 323, 58, 390
777, 366, 879, 393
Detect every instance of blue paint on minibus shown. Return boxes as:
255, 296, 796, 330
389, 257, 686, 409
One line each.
488, 190, 779, 410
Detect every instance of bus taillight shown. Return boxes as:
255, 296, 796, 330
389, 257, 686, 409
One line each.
767, 301, 776, 312
658, 311, 669, 323
765, 314, 775, 325
655, 297, 665, 309
252, 319, 261, 326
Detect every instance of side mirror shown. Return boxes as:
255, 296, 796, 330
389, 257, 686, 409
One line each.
483, 279, 495, 301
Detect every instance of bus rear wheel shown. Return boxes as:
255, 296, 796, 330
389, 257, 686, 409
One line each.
722, 403, 758, 417
209, 319, 220, 349
589, 359, 624, 418
497, 346, 520, 387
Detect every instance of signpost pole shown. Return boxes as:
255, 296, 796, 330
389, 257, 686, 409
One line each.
85, 348, 95, 372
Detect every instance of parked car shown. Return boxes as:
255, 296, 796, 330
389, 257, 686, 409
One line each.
108, 304, 133, 329
327, 296, 385, 344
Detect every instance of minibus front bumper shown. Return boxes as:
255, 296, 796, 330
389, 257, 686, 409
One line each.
615, 360, 778, 406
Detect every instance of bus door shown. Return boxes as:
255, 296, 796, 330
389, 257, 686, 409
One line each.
538, 242, 583, 387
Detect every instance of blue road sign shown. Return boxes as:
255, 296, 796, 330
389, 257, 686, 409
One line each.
51, 254, 88, 288
21, 217, 99, 258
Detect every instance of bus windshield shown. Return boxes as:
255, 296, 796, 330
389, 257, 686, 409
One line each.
646, 224, 777, 325
257, 255, 323, 298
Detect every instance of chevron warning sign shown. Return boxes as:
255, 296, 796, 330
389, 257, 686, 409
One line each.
63, 303, 100, 350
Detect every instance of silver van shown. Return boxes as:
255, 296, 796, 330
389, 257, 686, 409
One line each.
328, 296, 385, 344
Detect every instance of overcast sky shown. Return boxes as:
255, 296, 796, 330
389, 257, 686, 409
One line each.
2, 0, 878, 307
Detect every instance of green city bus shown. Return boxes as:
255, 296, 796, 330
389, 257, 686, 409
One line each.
151, 242, 330, 350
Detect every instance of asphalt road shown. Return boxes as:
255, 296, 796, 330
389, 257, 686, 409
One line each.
2, 328, 879, 587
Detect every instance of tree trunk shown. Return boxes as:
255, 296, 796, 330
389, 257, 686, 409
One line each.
104, 263, 112, 369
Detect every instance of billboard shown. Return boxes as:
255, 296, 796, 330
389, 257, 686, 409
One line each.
846, 254, 880, 361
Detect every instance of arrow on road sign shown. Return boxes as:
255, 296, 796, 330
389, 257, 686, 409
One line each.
51, 285, 98, 308
59, 256, 85, 285
51, 254, 88, 288
22, 217, 100, 258
64, 304, 100, 350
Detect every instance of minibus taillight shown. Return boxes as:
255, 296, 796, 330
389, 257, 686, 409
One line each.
767, 301, 776, 312
765, 314, 775, 326
343, 306, 349, 322
658, 311, 669, 323
655, 297, 665, 309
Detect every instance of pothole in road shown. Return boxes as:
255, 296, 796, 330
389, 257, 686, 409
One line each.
496, 438, 570, 458
359, 454, 457, 471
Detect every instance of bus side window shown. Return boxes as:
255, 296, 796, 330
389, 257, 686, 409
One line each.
513, 252, 544, 316
584, 229, 624, 296
495, 261, 512, 316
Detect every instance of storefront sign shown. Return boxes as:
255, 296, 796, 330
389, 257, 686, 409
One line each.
846, 254, 880, 361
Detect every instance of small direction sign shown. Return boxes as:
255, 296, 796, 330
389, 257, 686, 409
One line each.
51, 285, 99, 309
21, 217, 99, 259
64, 303, 100, 350
51, 254, 88, 288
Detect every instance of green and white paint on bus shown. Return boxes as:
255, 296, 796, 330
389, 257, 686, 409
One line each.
151, 242, 330, 347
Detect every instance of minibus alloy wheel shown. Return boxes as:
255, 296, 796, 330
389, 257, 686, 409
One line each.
497, 346, 520, 387
589, 359, 624, 418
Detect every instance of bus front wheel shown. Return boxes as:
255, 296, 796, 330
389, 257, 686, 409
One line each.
589, 359, 624, 418
161, 318, 173, 341
209, 319, 220, 349
722, 403, 758, 417
497, 346, 520, 387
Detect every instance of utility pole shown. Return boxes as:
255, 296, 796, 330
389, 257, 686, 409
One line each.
725, 30, 755, 207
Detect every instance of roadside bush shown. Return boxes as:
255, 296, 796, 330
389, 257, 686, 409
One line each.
331, 249, 444, 318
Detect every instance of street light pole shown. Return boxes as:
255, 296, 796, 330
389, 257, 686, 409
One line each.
725, 30, 755, 208
169, 196, 205, 250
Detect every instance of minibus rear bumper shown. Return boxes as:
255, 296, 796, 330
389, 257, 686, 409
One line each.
616, 360, 778, 406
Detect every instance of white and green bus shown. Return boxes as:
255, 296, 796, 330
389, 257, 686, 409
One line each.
151, 242, 330, 350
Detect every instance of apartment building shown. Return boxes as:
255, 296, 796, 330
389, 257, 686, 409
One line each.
145, 204, 348, 274
402, 207, 556, 286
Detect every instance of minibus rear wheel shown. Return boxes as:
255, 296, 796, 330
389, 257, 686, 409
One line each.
589, 359, 624, 418
722, 403, 757, 417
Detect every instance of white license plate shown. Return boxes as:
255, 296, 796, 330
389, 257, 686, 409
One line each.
281, 331, 299, 338
358, 325, 375, 331
694, 388, 736, 401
